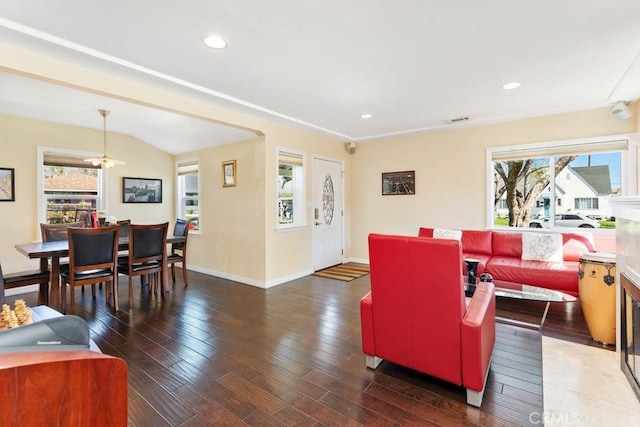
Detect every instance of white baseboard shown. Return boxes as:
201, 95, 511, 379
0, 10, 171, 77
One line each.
4, 284, 40, 297
344, 256, 369, 265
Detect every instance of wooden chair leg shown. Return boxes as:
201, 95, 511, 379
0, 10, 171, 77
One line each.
61, 282, 67, 314
69, 286, 75, 315
128, 276, 134, 308
112, 278, 119, 312
182, 263, 188, 287
171, 264, 176, 283
91, 284, 96, 297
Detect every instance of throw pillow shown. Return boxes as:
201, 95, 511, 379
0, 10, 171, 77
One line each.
521, 232, 563, 262
433, 228, 462, 241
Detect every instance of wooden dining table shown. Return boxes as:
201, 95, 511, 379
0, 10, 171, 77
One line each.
15, 235, 185, 312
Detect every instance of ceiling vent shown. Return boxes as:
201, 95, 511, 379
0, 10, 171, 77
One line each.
445, 116, 470, 124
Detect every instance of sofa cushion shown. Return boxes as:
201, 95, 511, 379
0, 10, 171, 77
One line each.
486, 257, 579, 295
492, 231, 523, 258
562, 233, 596, 261
521, 232, 563, 263
462, 230, 493, 255
433, 228, 462, 240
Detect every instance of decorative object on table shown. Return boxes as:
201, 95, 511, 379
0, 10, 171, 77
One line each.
122, 177, 163, 203
578, 252, 617, 345
222, 159, 237, 187
0, 167, 15, 202
464, 258, 480, 288
0, 299, 33, 330
382, 170, 415, 195
83, 109, 125, 168
479, 273, 493, 283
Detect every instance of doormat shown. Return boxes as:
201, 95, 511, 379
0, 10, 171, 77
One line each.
313, 262, 370, 282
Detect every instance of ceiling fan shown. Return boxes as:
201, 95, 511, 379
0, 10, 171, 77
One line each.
84, 109, 125, 168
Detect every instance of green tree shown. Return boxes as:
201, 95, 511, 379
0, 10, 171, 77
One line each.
494, 156, 576, 227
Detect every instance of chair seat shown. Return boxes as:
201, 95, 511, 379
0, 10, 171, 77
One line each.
61, 268, 114, 282
167, 254, 183, 262
3, 269, 50, 286
118, 261, 161, 273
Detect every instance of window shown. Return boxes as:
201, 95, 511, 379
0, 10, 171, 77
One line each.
277, 148, 305, 229
489, 136, 635, 230
575, 198, 598, 209
177, 159, 199, 231
38, 147, 103, 225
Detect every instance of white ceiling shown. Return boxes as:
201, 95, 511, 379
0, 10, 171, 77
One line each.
1, 1, 640, 154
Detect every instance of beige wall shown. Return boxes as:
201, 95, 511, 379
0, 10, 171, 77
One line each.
2, 44, 638, 285
0, 45, 347, 287
348, 107, 638, 260
0, 114, 174, 272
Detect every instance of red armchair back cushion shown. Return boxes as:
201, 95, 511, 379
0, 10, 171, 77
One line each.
368, 233, 466, 384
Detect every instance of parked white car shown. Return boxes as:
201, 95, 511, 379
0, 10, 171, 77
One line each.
529, 213, 601, 229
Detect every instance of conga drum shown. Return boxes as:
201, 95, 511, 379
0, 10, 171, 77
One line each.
578, 252, 617, 345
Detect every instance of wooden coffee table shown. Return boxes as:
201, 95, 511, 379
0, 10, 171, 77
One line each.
466, 280, 577, 330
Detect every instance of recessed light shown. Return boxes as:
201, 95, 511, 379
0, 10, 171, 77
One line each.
361, 113, 373, 119
503, 82, 521, 90
203, 34, 228, 49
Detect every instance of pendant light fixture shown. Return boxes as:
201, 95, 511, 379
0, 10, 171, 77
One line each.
84, 109, 125, 168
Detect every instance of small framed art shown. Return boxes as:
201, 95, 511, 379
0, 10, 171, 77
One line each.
123, 177, 163, 203
222, 160, 237, 187
0, 168, 15, 202
382, 170, 415, 195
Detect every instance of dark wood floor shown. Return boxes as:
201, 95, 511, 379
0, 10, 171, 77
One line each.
7, 271, 605, 426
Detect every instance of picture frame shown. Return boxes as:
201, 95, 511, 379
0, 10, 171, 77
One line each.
122, 177, 163, 203
382, 170, 415, 195
222, 160, 237, 187
0, 167, 15, 202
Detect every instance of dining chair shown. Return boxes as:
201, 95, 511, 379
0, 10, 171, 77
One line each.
74, 208, 95, 227
40, 221, 86, 282
167, 218, 191, 286
116, 219, 131, 238
118, 222, 169, 308
0, 262, 50, 306
40, 221, 85, 242
60, 225, 120, 314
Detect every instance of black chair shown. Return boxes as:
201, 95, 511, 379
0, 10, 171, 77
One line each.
0, 262, 50, 306
167, 218, 191, 286
118, 222, 168, 308
40, 221, 86, 284
116, 219, 131, 238
60, 226, 120, 314
40, 221, 85, 242
74, 208, 96, 228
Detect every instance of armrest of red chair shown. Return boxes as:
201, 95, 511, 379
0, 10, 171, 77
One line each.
460, 282, 496, 392
360, 291, 375, 356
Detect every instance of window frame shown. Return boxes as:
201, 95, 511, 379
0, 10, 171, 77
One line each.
37, 146, 105, 228
176, 158, 200, 233
486, 134, 639, 230
276, 146, 306, 231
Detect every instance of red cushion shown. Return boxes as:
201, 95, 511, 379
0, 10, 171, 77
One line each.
461, 230, 493, 255
485, 257, 579, 295
491, 231, 523, 258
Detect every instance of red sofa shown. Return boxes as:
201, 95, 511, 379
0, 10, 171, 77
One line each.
361, 233, 496, 407
419, 227, 597, 297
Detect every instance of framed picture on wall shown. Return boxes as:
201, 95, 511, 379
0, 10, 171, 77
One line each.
0, 167, 15, 202
123, 177, 163, 203
222, 160, 237, 187
382, 170, 415, 195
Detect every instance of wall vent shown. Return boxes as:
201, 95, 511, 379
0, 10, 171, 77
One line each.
446, 116, 470, 124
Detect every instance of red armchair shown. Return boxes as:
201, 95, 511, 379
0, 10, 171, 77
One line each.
361, 233, 496, 407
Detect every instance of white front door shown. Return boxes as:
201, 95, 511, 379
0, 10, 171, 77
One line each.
313, 157, 343, 271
